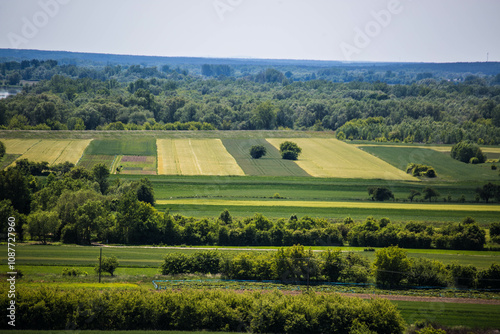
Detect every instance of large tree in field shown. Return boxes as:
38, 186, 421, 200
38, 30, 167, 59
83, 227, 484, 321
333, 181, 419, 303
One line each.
279, 141, 302, 160
423, 187, 440, 202
451, 141, 486, 163
250, 145, 267, 159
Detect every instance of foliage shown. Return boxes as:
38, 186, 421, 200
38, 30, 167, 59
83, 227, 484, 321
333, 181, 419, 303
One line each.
373, 246, 411, 286
95, 255, 119, 276
0, 287, 406, 333
368, 187, 394, 201
446, 263, 477, 288
27, 211, 60, 244
250, 145, 267, 159
0, 140, 5, 158
406, 163, 437, 178
477, 263, 500, 289
62, 267, 87, 276
279, 141, 302, 160
415, 325, 447, 334
422, 187, 440, 202
451, 141, 486, 163
407, 258, 448, 287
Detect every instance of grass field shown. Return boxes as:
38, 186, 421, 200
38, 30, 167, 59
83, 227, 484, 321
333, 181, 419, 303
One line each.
116, 155, 157, 175
85, 138, 157, 156
221, 138, 310, 176
360, 146, 499, 182
266, 138, 417, 180
394, 301, 500, 329
1, 138, 91, 166
157, 138, 244, 176
77, 154, 116, 170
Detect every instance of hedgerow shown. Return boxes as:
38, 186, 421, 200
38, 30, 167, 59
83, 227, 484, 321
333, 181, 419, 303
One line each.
1, 287, 406, 333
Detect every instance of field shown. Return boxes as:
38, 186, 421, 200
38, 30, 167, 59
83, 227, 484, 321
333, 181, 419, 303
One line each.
0, 138, 91, 166
115, 155, 157, 175
84, 138, 157, 156
77, 154, 116, 170
157, 138, 244, 175
221, 138, 310, 176
360, 145, 499, 181
266, 138, 417, 180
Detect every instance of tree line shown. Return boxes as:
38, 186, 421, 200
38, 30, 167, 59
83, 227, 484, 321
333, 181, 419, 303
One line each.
160, 245, 500, 289
1, 59, 500, 144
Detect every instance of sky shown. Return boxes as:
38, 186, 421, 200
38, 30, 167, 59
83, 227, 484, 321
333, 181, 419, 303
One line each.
0, 0, 499, 63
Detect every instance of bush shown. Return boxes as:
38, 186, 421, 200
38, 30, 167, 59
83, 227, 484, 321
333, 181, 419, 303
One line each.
451, 141, 486, 163
406, 163, 437, 178
447, 263, 477, 288
279, 141, 301, 160
0, 141, 5, 159
62, 267, 87, 276
250, 145, 267, 159
281, 150, 299, 160
470, 157, 479, 164
161, 252, 190, 275
407, 258, 448, 287
368, 187, 394, 201
477, 263, 500, 289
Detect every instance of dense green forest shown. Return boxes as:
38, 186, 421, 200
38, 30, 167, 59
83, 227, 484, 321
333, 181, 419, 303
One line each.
1, 58, 500, 144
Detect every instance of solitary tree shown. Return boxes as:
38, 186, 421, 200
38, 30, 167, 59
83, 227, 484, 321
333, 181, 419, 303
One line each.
250, 145, 267, 159
408, 189, 421, 202
368, 187, 394, 201
373, 246, 411, 286
451, 141, 486, 163
95, 255, 119, 276
423, 187, 440, 202
476, 183, 499, 203
279, 141, 302, 160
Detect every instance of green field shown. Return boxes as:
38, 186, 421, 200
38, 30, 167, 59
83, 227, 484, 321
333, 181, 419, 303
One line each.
84, 138, 157, 156
222, 138, 310, 176
78, 154, 116, 170
360, 146, 500, 182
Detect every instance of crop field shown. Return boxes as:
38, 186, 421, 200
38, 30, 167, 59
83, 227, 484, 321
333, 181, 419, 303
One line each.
115, 155, 157, 175
84, 138, 156, 156
266, 138, 417, 180
359, 146, 499, 181
77, 154, 115, 170
221, 138, 310, 176
1, 139, 91, 166
157, 138, 244, 176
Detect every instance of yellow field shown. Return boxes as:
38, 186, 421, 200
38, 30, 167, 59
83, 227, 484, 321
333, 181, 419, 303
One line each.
266, 138, 416, 180
0, 139, 41, 154
157, 198, 500, 212
3, 139, 92, 166
352, 143, 500, 154
157, 139, 244, 176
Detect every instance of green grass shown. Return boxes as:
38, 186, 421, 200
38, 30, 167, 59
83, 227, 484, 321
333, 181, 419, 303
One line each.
394, 301, 500, 328
85, 138, 157, 156
0, 153, 20, 169
360, 146, 499, 182
77, 154, 116, 170
222, 138, 310, 176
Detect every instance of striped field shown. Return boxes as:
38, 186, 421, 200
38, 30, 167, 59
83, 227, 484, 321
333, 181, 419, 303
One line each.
266, 138, 416, 180
1, 139, 91, 166
157, 138, 244, 176
157, 198, 500, 212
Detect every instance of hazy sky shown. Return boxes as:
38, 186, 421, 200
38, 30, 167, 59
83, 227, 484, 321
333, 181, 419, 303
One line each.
0, 0, 499, 63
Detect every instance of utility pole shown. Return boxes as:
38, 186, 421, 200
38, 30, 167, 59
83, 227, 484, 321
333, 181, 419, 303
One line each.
98, 247, 102, 283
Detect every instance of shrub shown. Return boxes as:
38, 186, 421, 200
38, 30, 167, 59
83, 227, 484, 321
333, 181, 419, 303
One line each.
447, 263, 477, 288
451, 141, 486, 163
470, 157, 479, 164
368, 187, 394, 201
279, 141, 301, 160
0, 141, 5, 159
415, 325, 447, 334
406, 163, 437, 178
477, 263, 500, 289
161, 252, 190, 275
62, 267, 87, 276
490, 222, 500, 237
492, 165, 497, 170
407, 258, 448, 287
249, 145, 267, 159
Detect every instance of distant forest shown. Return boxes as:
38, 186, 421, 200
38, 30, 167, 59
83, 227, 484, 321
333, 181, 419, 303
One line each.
1, 50, 500, 144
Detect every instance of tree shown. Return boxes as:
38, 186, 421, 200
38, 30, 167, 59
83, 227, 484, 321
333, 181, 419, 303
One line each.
95, 255, 119, 276
253, 101, 277, 129
279, 141, 302, 160
368, 187, 394, 201
0, 169, 32, 214
0, 140, 5, 159
422, 187, 439, 202
408, 189, 421, 202
373, 246, 411, 286
27, 211, 60, 244
250, 145, 267, 159
91, 163, 110, 194
451, 141, 486, 163
476, 183, 499, 203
